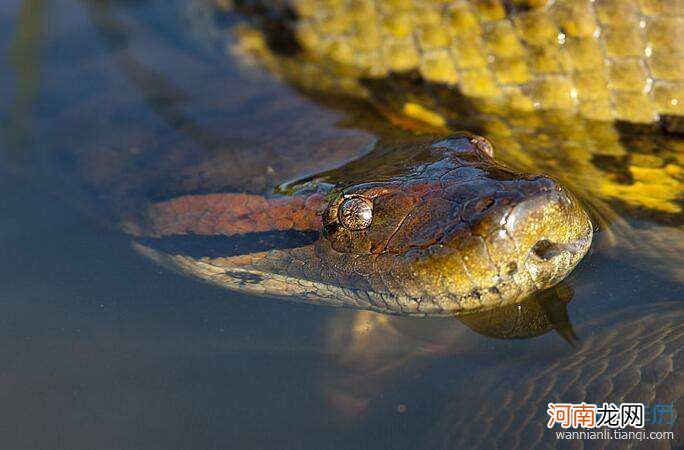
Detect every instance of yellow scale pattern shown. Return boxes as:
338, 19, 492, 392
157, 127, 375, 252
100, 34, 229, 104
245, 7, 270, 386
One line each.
283, 0, 682, 123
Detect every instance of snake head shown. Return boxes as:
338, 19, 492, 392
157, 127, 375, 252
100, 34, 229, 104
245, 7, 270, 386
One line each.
320, 133, 593, 315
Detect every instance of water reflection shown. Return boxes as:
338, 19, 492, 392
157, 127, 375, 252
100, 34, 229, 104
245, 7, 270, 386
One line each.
320, 285, 578, 421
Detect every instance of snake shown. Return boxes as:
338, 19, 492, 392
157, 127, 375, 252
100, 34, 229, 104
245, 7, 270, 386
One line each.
204, 0, 684, 222
129, 132, 592, 316
101, 1, 682, 317
10, 1, 680, 447
34, 0, 678, 311
92, 0, 684, 317
175, 3, 682, 444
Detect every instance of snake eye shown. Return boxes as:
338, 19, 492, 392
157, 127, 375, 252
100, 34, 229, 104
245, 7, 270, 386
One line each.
470, 135, 494, 158
338, 196, 373, 230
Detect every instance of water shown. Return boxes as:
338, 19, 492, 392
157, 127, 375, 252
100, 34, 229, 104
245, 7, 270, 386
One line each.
1, 1, 682, 449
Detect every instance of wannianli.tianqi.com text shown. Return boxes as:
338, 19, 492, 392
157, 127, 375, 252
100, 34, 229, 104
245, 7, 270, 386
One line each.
556, 430, 675, 441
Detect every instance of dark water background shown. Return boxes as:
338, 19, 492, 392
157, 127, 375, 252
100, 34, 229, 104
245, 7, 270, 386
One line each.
1, 1, 682, 449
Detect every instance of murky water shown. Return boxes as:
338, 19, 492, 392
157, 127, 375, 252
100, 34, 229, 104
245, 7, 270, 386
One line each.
1, 1, 682, 449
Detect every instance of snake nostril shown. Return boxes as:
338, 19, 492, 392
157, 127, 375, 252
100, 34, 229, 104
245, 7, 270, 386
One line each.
532, 239, 563, 260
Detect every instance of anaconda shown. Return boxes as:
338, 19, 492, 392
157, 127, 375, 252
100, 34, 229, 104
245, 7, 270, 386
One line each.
43, 0, 682, 315
6, 1, 682, 448
129, 133, 592, 316
186, 0, 684, 284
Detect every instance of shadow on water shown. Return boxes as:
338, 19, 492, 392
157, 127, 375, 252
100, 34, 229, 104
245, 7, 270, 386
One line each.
85, 0, 227, 150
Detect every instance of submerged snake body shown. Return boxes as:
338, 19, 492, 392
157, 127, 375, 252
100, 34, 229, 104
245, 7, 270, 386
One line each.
425, 302, 684, 449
